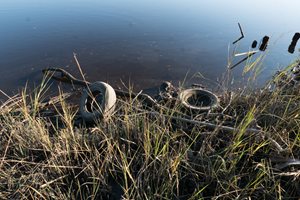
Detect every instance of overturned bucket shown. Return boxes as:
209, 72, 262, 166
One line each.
179, 88, 219, 112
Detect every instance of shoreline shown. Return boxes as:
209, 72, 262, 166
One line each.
1, 62, 300, 199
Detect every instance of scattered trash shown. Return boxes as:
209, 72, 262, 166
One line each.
43, 68, 220, 122
230, 24, 262, 70
39, 69, 283, 154
41, 67, 270, 137
230, 25, 298, 69
179, 88, 219, 112
229, 34, 270, 70
41, 67, 289, 153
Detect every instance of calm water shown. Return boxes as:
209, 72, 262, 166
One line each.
0, 0, 299, 95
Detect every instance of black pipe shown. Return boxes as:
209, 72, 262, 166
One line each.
288, 32, 300, 54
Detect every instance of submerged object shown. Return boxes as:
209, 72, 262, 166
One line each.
232, 22, 244, 44
251, 40, 258, 48
179, 88, 218, 112
80, 81, 116, 122
288, 32, 300, 54
259, 36, 269, 51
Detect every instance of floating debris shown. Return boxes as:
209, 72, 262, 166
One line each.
251, 40, 258, 48
288, 32, 300, 54
259, 35, 269, 51
232, 22, 244, 44
234, 50, 258, 57
229, 51, 256, 69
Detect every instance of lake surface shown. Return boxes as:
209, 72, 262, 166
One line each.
0, 0, 299, 95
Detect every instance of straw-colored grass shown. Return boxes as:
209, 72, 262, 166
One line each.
1, 60, 300, 199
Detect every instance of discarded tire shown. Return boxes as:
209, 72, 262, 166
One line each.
80, 81, 116, 122
179, 88, 218, 112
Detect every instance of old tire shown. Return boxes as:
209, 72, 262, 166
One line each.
80, 81, 116, 122
179, 88, 218, 112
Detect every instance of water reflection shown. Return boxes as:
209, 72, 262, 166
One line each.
0, 0, 299, 94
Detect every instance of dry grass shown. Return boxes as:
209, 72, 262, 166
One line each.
1, 61, 300, 199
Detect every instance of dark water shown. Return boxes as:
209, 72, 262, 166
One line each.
0, 0, 299, 95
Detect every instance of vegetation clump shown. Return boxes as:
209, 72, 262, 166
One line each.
0, 62, 300, 199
